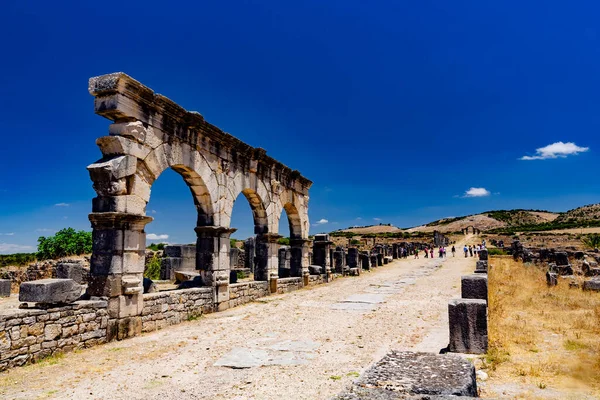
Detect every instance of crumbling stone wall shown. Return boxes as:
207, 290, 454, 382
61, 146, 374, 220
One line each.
0, 300, 108, 372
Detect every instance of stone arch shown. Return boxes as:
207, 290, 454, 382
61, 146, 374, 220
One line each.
87, 72, 312, 321
269, 189, 309, 240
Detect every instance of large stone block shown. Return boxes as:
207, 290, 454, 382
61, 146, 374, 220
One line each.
333, 351, 477, 398
583, 278, 600, 291
19, 279, 83, 304
0, 279, 10, 297
56, 262, 90, 285
448, 299, 488, 354
461, 274, 487, 301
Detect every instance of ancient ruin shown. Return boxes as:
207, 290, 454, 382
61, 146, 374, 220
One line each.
86, 72, 312, 334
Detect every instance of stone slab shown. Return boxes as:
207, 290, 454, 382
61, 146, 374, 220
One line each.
343, 294, 386, 304
214, 346, 315, 368
333, 351, 477, 399
19, 279, 83, 304
266, 339, 320, 352
330, 303, 378, 311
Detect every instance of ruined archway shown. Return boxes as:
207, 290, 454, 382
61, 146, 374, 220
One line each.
86, 72, 312, 325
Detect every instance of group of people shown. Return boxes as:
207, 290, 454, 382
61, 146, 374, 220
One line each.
414, 245, 452, 259
412, 239, 488, 260
463, 241, 487, 258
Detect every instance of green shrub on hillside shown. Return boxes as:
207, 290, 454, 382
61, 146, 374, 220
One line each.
37, 228, 92, 260
582, 234, 600, 249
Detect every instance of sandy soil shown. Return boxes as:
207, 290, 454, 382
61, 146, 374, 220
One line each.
0, 239, 475, 400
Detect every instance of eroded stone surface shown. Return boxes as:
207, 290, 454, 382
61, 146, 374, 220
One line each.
19, 279, 83, 304
334, 351, 477, 399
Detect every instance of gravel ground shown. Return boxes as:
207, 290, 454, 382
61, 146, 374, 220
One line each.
0, 240, 475, 400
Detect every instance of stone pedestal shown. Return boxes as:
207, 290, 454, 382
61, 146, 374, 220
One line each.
461, 274, 488, 301
478, 249, 488, 261
448, 299, 488, 354
195, 225, 236, 311
0, 279, 10, 297
475, 260, 488, 274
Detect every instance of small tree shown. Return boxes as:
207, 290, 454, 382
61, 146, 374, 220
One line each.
37, 228, 92, 260
144, 253, 162, 280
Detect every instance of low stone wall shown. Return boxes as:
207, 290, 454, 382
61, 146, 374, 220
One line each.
308, 274, 325, 286
141, 288, 214, 333
277, 277, 303, 294
0, 300, 108, 372
228, 281, 270, 308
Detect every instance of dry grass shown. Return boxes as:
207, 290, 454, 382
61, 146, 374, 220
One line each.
485, 257, 600, 397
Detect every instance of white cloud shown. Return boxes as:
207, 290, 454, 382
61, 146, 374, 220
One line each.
151, 210, 157, 214
54, 203, 70, 207
373, 217, 382, 221
463, 187, 491, 198
35, 228, 55, 233
355, 217, 362, 220
0, 233, 14, 236
519, 141, 589, 160
147, 233, 169, 241
0, 243, 34, 254
312, 219, 329, 226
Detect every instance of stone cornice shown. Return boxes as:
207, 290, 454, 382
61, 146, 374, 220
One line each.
89, 72, 312, 189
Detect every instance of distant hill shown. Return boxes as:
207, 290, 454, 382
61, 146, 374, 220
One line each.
339, 224, 401, 235
332, 204, 600, 236
554, 203, 600, 224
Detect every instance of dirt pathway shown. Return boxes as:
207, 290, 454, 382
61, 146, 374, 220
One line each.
0, 239, 476, 400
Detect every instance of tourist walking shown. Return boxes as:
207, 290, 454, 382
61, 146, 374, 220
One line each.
430, 248, 434, 258
469, 245, 473, 257
414, 248, 419, 259
451, 245, 456, 257
463, 245, 468, 258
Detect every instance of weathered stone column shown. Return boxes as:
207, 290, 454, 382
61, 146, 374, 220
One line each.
333, 247, 345, 274
195, 226, 236, 311
312, 234, 333, 280
255, 233, 281, 282
88, 212, 152, 340
290, 239, 311, 285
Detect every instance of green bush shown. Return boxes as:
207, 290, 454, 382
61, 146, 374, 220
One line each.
0, 253, 37, 268
582, 234, 600, 249
488, 248, 507, 256
37, 228, 92, 260
277, 237, 290, 245
350, 239, 361, 245
147, 242, 166, 251
144, 253, 161, 280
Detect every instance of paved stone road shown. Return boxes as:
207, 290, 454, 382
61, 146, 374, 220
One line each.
0, 240, 475, 400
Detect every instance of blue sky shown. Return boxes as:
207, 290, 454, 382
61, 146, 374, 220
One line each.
1, 1, 599, 253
